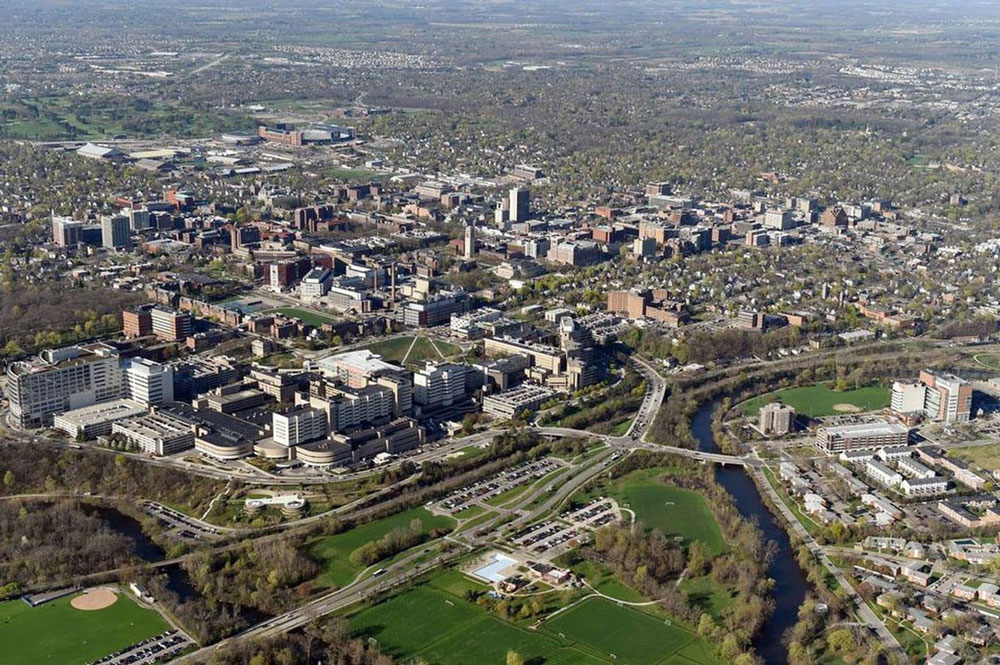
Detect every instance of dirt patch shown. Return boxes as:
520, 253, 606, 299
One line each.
71, 588, 118, 611
833, 403, 862, 413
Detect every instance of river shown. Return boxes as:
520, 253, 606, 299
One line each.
690, 402, 809, 665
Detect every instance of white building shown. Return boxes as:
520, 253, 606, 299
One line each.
901, 477, 948, 497
6, 343, 122, 429
53, 399, 147, 439
123, 358, 174, 406
414, 362, 468, 409
311, 385, 396, 432
111, 411, 194, 456
897, 456, 936, 479
865, 459, 903, 488
273, 407, 328, 447
891, 381, 925, 415
299, 268, 333, 298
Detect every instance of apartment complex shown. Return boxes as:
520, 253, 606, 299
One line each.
6, 343, 122, 429
759, 403, 795, 436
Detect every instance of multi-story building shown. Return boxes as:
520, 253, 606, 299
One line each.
310, 384, 396, 432
317, 349, 403, 389
6, 343, 122, 429
759, 403, 795, 436
482, 384, 554, 419
171, 357, 240, 400
150, 306, 193, 341
484, 337, 565, 376
101, 215, 131, 249
51, 215, 83, 247
400, 290, 470, 327
53, 399, 147, 439
865, 459, 903, 488
111, 411, 194, 456
510, 187, 530, 223
547, 240, 602, 266
414, 362, 468, 409
273, 407, 328, 447
122, 357, 174, 406
919, 370, 972, 424
815, 421, 910, 454
122, 306, 153, 338
891, 381, 926, 416
299, 267, 333, 298
901, 477, 948, 497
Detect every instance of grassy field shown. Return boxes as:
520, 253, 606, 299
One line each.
950, 443, 1000, 471
348, 574, 722, 665
364, 335, 461, 365
307, 507, 455, 588
611, 471, 726, 555
678, 575, 736, 621
546, 597, 722, 665
266, 307, 339, 327
741, 382, 890, 418
0, 592, 170, 665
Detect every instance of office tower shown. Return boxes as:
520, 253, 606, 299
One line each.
52, 215, 83, 247
464, 222, 477, 259
101, 215, 131, 249
510, 187, 530, 223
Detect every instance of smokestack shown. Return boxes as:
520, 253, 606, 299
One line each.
390, 263, 396, 303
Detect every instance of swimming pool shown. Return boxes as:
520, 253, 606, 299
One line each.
472, 553, 517, 583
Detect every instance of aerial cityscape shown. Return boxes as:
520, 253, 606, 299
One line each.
5, 1, 1000, 664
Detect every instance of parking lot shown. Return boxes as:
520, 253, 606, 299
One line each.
91, 630, 193, 665
508, 498, 621, 559
431, 458, 564, 515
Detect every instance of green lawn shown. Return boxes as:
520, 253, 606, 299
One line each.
349, 575, 722, 665
0, 592, 169, 665
363, 336, 416, 363
266, 307, 339, 327
349, 585, 558, 665
307, 507, 455, 588
364, 335, 461, 366
611, 472, 726, 555
951, 443, 1000, 471
546, 597, 719, 665
741, 382, 890, 418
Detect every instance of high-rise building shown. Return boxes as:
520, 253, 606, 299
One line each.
510, 187, 530, 223
127, 208, 153, 232
150, 306, 193, 341
414, 362, 469, 409
101, 215, 132, 249
273, 407, 329, 447
759, 403, 795, 436
122, 306, 153, 338
51, 215, 83, 247
890, 381, 926, 415
918, 370, 972, 423
122, 357, 174, 406
6, 343, 122, 429
464, 222, 477, 259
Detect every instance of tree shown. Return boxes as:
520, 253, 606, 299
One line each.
827, 628, 856, 653
506, 650, 525, 665
3, 470, 13, 487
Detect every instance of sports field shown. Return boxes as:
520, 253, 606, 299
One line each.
266, 307, 339, 327
348, 576, 722, 665
613, 473, 726, 555
741, 382, 890, 418
308, 507, 455, 587
0, 592, 169, 665
547, 597, 722, 665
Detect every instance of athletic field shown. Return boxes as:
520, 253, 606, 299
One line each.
347, 573, 722, 665
741, 382, 890, 418
364, 335, 461, 365
0, 592, 169, 665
